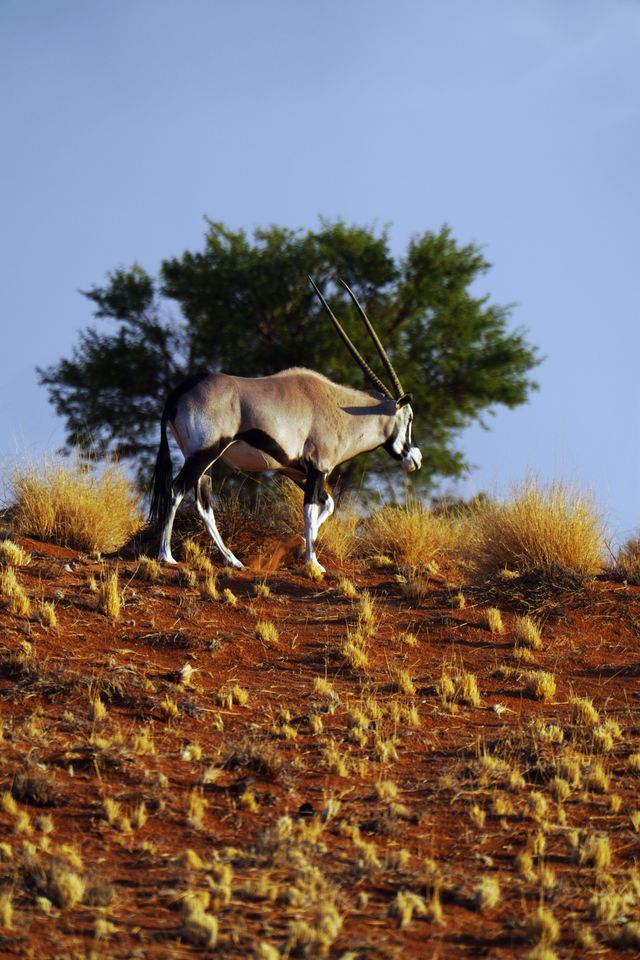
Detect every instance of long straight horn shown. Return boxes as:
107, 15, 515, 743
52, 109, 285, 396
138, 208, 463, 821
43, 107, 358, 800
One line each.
308, 277, 393, 398
339, 279, 405, 400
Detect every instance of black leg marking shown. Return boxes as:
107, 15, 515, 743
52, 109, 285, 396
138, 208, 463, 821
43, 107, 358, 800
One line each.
235, 429, 294, 467
172, 439, 232, 497
304, 466, 326, 506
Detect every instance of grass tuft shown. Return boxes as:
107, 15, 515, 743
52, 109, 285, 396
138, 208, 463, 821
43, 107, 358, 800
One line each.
360, 498, 460, 568
462, 478, 605, 580
10, 453, 143, 552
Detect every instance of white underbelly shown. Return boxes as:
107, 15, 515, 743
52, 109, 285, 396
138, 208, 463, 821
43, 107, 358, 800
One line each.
221, 440, 281, 473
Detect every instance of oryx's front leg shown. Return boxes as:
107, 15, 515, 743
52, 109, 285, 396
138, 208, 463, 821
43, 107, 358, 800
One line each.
303, 467, 328, 573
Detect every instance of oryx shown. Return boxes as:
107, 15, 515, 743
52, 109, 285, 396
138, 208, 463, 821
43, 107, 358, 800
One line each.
149, 278, 422, 571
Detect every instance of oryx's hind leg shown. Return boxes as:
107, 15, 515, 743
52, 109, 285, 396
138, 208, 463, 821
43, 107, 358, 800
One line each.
303, 467, 328, 572
159, 444, 231, 566
158, 488, 185, 564
196, 474, 244, 569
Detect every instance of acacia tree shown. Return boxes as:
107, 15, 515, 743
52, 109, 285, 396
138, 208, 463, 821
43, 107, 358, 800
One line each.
37, 219, 541, 492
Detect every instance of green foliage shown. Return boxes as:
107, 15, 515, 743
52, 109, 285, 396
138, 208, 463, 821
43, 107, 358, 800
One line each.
37, 220, 541, 490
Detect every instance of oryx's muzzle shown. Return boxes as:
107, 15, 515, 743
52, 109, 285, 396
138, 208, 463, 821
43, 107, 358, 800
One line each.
402, 446, 422, 473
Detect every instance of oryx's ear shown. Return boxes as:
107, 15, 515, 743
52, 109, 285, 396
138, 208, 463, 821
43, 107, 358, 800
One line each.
396, 393, 413, 408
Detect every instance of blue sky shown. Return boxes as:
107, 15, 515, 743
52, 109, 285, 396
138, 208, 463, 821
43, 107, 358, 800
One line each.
1, 0, 638, 543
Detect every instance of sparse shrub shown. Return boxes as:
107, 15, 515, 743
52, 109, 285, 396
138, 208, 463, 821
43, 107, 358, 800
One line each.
223, 587, 238, 606
180, 890, 218, 947
612, 534, 640, 584
0, 539, 31, 567
571, 696, 600, 727
136, 555, 161, 581
0, 566, 31, 615
0, 890, 13, 929
7, 581, 31, 617
525, 905, 560, 945
357, 590, 377, 635
44, 862, 87, 908
393, 668, 416, 696
181, 538, 203, 563
336, 577, 358, 600
318, 506, 359, 561
0, 566, 20, 599
97, 567, 121, 618
524, 670, 556, 702
513, 615, 542, 650
255, 620, 279, 644
578, 833, 611, 871
549, 777, 571, 803
462, 478, 605, 580
474, 875, 500, 910
178, 567, 197, 588
10, 453, 143, 552
341, 630, 369, 672
38, 599, 57, 628
201, 573, 220, 600
89, 696, 108, 722
360, 498, 460, 568
437, 667, 481, 707
285, 901, 343, 957
389, 889, 427, 928
485, 607, 505, 634
397, 565, 430, 602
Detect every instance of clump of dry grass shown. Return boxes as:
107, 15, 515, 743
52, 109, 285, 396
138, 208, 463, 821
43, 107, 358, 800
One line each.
255, 620, 279, 645
0, 539, 31, 567
524, 670, 557, 702
461, 478, 605, 580
38, 599, 57, 628
318, 507, 359, 561
513, 615, 542, 650
360, 499, 460, 568
0, 567, 31, 616
484, 607, 505, 634
136, 555, 161, 581
10, 453, 143, 553
437, 666, 481, 708
97, 567, 121, 619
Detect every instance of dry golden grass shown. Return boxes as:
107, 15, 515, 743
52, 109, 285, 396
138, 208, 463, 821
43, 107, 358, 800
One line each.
0, 539, 31, 567
255, 620, 279, 645
359, 499, 460, 568
10, 453, 143, 553
484, 607, 505, 634
513, 615, 543, 650
461, 478, 606, 580
97, 567, 121, 619
136, 555, 161, 582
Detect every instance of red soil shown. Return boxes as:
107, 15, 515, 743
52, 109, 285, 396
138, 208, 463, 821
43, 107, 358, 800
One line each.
1, 527, 639, 958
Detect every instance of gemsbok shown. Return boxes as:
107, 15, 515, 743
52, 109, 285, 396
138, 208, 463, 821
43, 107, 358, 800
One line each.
149, 278, 422, 571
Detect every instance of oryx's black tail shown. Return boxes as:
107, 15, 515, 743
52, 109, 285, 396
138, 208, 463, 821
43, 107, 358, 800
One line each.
149, 409, 173, 527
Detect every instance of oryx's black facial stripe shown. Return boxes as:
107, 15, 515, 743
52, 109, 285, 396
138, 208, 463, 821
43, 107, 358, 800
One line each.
383, 429, 413, 461
235, 429, 294, 467
383, 435, 403, 461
